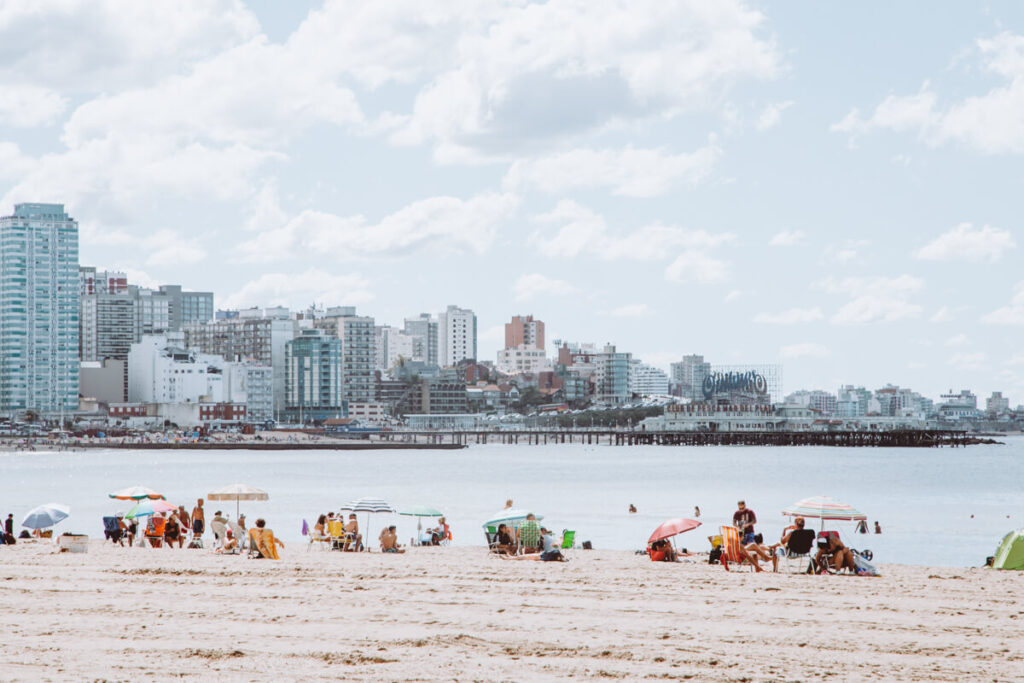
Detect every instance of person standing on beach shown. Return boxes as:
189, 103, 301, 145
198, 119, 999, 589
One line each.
733, 500, 757, 544
4, 513, 13, 536
694, 506, 701, 518
191, 499, 205, 538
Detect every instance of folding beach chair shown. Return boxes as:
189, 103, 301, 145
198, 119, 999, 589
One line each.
485, 526, 501, 553
145, 517, 166, 548
782, 529, 816, 573
719, 526, 755, 572
327, 520, 347, 551
815, 531, 841, 573
210, 521, 227, 550
306, 520, 330, 551
560, 529, 576, 557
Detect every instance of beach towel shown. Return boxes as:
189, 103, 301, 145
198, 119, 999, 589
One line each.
853, 553, 880, 577
301, 519, 309, 536
259, 529, 281, 560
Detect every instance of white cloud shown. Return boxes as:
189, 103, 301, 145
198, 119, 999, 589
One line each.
821, 275, 924, 325
823, 239, 868, 264
947, 351, 987, 370
238, 192, 519, 263
513, 273, 578, 302
779, 342, 830, 359
530, 200, 734, 262
980, 282, 1024, 325
0, 84, 67, 127
387, 0, 780, 157
599, 304, 651, 318
769, 229, 805, 246
0, 1, 260, 92
756, 100, 793, 130
221, 269, 372, 310
929, 306, 955, 323
504, 142, 721, 198
945, 333, 970, 347
724, 290, 742, 303
143, 230, 207, 266
754, 307, 823, 324
914, 223, 1015, 263
832, 33, 1024, 154
664, 250, 730, 284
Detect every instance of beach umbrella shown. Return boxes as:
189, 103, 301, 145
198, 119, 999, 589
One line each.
340, 497, 396, 550
400, 505, 443, 537
207, 483, 269, 518
782, 496, 866, 530
21, 503, 70, 530
482, 509, 544, 530
109, 485, 164, 501
125, 499, 177, 520
648, 518, 702, 545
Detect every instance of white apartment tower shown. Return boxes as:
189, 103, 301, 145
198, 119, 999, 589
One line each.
0, 203, 80, 414
438, 305, 477, 368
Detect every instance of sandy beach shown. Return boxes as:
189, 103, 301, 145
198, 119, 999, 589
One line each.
0, 541, 1021, 682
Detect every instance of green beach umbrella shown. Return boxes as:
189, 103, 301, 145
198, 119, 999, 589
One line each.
400, 506, 443, 539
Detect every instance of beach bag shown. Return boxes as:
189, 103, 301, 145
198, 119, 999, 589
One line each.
853, 553, 880, 577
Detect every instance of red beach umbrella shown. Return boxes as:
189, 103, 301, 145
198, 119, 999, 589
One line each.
648, 518, 702, 544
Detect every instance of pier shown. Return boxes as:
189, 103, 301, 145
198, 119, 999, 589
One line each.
380, 429, 972, 448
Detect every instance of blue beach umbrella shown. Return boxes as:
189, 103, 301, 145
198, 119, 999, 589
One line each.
22, 503, 70, 530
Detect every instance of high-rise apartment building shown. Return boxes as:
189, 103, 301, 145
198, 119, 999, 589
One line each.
375, 325, 416, 371
284, 329, 344, 422
504, 314, 544, 350
670, 354, 711, 402
0, 203, 80, 414
316, 307, 376, 404
159, 284, 213, 330
497, 314, 548, 374
403, 313, 438, 365
629, 360, 669, 397
594, 344, 632, 406
183, 308, 296, 418
438, 305, 476, 368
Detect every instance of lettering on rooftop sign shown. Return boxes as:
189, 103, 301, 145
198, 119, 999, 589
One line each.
701, 371, 768, 400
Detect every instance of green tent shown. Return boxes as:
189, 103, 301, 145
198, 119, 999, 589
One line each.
992, 529, 1024, 570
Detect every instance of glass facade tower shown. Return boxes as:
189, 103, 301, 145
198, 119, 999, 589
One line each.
0, 203, 80, 414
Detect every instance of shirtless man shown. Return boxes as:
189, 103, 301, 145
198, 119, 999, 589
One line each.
344, 514, 361, 551
379, 525, 405, 553
191, 499, 205, 538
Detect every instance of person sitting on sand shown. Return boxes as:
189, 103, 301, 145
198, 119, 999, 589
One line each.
494, 524, 516, 555
379, 525, 405, 553
217, 528, 238, 554
649, 538, 678, 562
314, 514, 326, 539
251, 518, 284, 560
344, 514, 361, 551
164, 514, 182, 549
816, 533, 856, 574
744, 533, 777, 572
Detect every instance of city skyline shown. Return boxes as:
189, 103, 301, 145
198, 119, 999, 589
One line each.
1, 2, 1022, 402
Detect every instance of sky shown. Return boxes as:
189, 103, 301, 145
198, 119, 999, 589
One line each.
1, 1, 1022, 403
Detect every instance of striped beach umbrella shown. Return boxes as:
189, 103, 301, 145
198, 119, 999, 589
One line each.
109, 486, 164, 501
339, 497, 395, 550
340, 497, 396, 514
125, 498, 177, 520
782, 496, 866, 530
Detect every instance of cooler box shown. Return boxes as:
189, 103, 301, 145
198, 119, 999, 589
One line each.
58, 534, 89, 553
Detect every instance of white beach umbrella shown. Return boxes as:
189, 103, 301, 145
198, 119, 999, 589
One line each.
208, 483, 269, 518
22, 503, 70, 530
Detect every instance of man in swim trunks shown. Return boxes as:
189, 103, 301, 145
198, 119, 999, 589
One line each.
191, 498, 205, 537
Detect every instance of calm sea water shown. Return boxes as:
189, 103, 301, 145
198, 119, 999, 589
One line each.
2, 437, 1022, 567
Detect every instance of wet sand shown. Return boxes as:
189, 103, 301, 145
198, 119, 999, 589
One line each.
0, 541, 1021, 681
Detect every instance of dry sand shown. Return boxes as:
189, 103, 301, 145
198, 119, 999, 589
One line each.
0, 540, 1021, 682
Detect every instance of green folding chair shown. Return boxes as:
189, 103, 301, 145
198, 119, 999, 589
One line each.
561, 529, 576, 554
